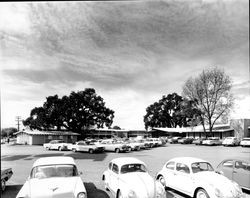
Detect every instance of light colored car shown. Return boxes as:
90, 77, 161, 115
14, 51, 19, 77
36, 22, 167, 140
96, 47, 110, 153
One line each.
202, 137, 222, 146
222, 137, 240, 146
43, 140, 72, 151
69, 141, 105, 154
168, 136, 182, 144
240, 138, 250, 147
193, 138, 206, 145
216, 158, 250, 191
102, 157, 166, 198
1, 167, 13, 191
124, 140, 141, 151
134, 139, 151, 149
16, 156, 87, 198
156, 157, 243, 198
100, 139, 131, 153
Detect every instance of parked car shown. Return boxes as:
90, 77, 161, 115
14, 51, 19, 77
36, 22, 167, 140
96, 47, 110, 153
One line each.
43, 140, 72, 151
202, 137, 222, 146
134, 139, 151, 149
193, 138, 206, 145
1, 167, 13, 191
240, 138, 250, 147
156, 157, 243, 198
168, 137, 182, 144
16, 156, 87, 198
216, 158, 250, 191
102, 157, 166, 198
145, 138, 159, 147
178, 137, 194, 144
124, 140, 141, 151
100, 139, 131, 153
222, 137, 240, 146
69, 140, 105, 153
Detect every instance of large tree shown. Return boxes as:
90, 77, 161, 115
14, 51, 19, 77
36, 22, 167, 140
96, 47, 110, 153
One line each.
144, 93, 186, 130
182, 67, 234, 135
23, 88, 115, 135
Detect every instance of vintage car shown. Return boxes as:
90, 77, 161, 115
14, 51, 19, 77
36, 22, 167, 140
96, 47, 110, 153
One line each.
178, 137, 194, 144
156, 157, 243, 198
102, 157, 166, 198
43, 140, 72, 151
123, 140, 141, 151
216, 158, 250, 191
240, 138, 250, 147
69, 140, 105, 153
202, 137, 222, 146
16, 156, 87, 198
193, 138, 206, 145
134, 139, 151, 149
1, 167, 13, 191
168, 136, 182, 144
222, 137, 240, 146
100, 139, 131, 153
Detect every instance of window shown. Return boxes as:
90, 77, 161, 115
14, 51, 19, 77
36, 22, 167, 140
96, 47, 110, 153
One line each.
223, 160, 234, 168
235, 161, 250, 171
112, 164, 119, 174
176, 163, 190, 174
166, 162, 175, 170
120, 164, 147, 174
191, 162, 214, 173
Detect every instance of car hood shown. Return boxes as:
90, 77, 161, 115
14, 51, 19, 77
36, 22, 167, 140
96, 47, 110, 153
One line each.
120, 172, 156, 197
194, 172, 242, 196
28, 177, 79, 198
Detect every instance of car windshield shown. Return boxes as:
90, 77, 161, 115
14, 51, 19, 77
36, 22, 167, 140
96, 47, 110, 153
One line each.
191, 162, 214, 173
31, 164, 78, 179
242, 138, 250, 141
120, 163, 147, 174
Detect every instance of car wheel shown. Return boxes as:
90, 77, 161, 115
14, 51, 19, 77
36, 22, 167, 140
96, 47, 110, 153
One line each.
157, 175, 166, 187
58, 147, 62, 151
136, 147, 140, 151
196, 189, 209, 198
115, 148, 120, 153
128, 147, 132, 152
89, 149, 94, 154
1, 179, 6, 191
72, 148, 77, 152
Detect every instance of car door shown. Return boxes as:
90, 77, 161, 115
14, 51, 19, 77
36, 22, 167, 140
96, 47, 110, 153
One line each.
233, 160, 250, 189
109, 163, 119, 194
77, 142, 86, 152
219, 160, 234, 180
174, 163, 193, 195
163, 161, 176, 188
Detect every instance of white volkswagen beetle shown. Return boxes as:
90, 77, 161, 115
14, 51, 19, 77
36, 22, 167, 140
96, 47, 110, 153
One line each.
156, 157, 244, 198
16, 156, 87, 198
102, 157, 166, 198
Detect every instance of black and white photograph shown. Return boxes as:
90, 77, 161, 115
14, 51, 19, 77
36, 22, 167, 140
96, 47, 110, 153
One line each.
1, 1, 249, 198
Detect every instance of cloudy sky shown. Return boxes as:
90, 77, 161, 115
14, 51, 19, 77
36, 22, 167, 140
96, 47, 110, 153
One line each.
0, 0, 249, 130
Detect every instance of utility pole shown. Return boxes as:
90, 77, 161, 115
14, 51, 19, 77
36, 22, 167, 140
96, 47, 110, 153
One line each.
15, 116, 22, 131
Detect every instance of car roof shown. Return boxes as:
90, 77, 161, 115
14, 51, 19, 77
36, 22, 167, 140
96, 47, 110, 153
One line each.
168, 157, 208, 165
33, 156, 75, 167
111, 157, 146, 167
219, 157, 250, 163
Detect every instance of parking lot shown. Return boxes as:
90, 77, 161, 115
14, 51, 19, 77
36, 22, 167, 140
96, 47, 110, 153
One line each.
1, 143, 250, 198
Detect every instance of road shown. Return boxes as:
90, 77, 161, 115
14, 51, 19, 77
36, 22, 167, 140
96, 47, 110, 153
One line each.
1, 143, 250, 198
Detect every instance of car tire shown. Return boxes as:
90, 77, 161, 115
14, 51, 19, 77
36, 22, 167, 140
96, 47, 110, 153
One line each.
72, 148, 77, 152
89, 149, 94, 154
58, 147, 62, 151
1, 179, 6, 191
115, 148, 120, 153
136, 147, 140, 151
128, 147, 132, 152
196, 189, 209, 198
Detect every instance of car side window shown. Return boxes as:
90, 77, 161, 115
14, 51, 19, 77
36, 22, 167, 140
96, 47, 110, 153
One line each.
176, 163, 190, 174
222, 160, 234, 168
112, 164, 119, 174
166, 162, 175, 170
235, 161, 250, 171
109, 162, 112, 170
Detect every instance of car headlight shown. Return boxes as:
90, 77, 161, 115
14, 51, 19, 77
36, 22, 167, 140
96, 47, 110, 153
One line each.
215, 188, 223, 198
77, 192, 86, 198
128, 190, 137, 198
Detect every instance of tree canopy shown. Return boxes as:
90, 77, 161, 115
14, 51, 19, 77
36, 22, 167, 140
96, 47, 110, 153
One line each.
182, 67, 234, 134
1, 127, 18, 138
23, 88, 115, 134
143, 93, 200, 130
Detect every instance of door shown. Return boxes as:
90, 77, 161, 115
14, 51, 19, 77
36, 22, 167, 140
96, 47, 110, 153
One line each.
77, 142, 88, 152
109, 163, 119, 194
233, 161, 250, 189
163, 161, 175, 188
220, 160, 234, 180
174, 163, 193, 195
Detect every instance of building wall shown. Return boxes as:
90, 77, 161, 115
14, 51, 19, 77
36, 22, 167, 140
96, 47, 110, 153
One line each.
16, 133, 31, 145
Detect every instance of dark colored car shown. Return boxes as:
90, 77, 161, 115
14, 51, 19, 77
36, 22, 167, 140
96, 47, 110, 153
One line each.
216, 158, 250, 192
178, 137, 194, 144
169, 137, 182, 144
